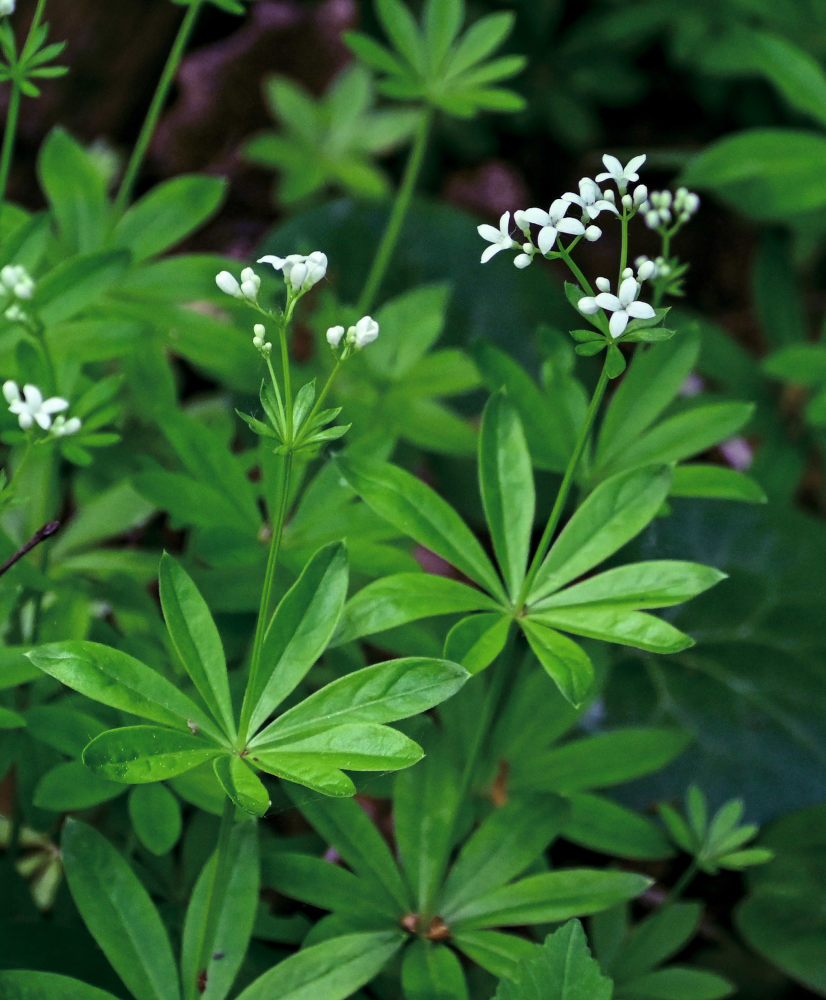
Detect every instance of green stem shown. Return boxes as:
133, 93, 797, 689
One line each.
293, 355, 343, 449
618, 211, 630, 280
185, 798, 236, 1000
114, 0, 202, 214
277, 315, 293, 440
421, 636, 513, 922
663, 859, 699, 909
356, 108, 433, 315
518, 354, 612, 606
238, 450, 293, 744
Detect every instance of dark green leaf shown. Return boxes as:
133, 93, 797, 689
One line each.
128, 784, 182, 855
610, 903, 702, 981
520, 621, 594, 707
35, 250, 130, 325
33, 760, 122, 811
402, 939, 468, 1000
83, 725, 222, 782
620, 967, 733, 999
443, 612, 511, 674
214, 755, 271, 816
561, 793, 674, 860
531, 605, 694, 654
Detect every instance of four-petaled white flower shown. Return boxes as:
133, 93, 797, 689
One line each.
596, 154, 647, 194
257, 251, 328, 292
3, 381, 70, 431
578, 276, 656, 338
561, 178, 618, 221
517, 200, 585, 255
478, 212, 518, 264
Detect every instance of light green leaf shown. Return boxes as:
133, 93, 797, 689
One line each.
250, 657, 467, 745
424, 0, 464, 71
62, 820, 180, 1000
35, 250, 130, 325
376, 0, 425, 72
128, 784, 182, 855
446, 11, 515, 78
529, 466, 672, 602
37, 127, 108, 252
244, 542, 348, 735
253, 752, 354, 797
213, 755, 271, 816
520, 620, 594, 707
402, 939, 468, 1000
83, 725, 222, 782
254, 722, 422, 771
234, 931, 403, 1000
479, 392, 534, 601
181, 820, 259, 1000
333, 573, 499, 647
531, 606, 694, 654
443, 612, 511, 674
160, 553, 235, 739
27, 641, 223, 741
670, 465, 766, 503
337, 456, 504, 599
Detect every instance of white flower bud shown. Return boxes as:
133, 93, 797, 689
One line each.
602, 188, 616, 204
633, 184, 648, 206
253, 323, 266, 337
51, 415, 82, 437
645, 210, 660, 229
595, 276, 611, 292
348, 315, 379, 349
14, 277, 34, 299
215, 270, 242, 297
513, 253, 532, 269
621, 193, 633, 212
637, 259, 656, 281
0, 0, 15, 15
326, 325, 345, 348
240, 279, 259, 301
584, 225, 602, 242
621, 266, 634, 280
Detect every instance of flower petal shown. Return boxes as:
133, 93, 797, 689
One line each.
609, 312, 630, 338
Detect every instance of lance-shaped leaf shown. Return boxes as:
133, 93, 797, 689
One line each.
234, 931, 404, 1000
253, 722, 423, 773
530, 606, 694, 654
83, 726, 222, 783
402, 940, 468, 1000
181, 820, 259, 1000
533, 560, 726, 611
479, 392, 535, 601
520, 620, 594, 707
333, 572, 499, 646
444, 612, 511, 674
448, 869, 652, 930
213, 755, 271, 817
452, 930, 536, 980
560, 792, 674, 859
528, 466, 672, 604
159, 553, 235, 739
336, 456, 505, 600
243, 542, 348, 736
441, 796, 569, 915
0, 972, 120, 1000
253, 753, 355, 797
249, 657, 468, 745
286, 791, 411, 913
263, 851, 386, 920
61, 820, 180, 1000
27, 641, 223, 742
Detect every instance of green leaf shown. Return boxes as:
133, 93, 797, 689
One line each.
61, 819, 180, 1000
263, 851, 386, 920
33, 760, 123, 811
213, 755, 271, 816
763, 343, 826, 386
670, 465, 766, 503
337, 456, 504, 599
680, 129, 826, 220
234, 931, 403, 1000
479, 392, 534, 601
35, 250, 130, 325
443, 612, 511, 674
424, 0, 464, 71
561, 793, 674, 859
27, 641, 223, 741
83, 725, 222, 782
251, 753, 354, 798
334, 572, 499, 647
402, 939, 468, 1000
128, 784, 182, 855
254, 722, 422, 772
0, 972, 120, 1000
610, 903, 702, 981
250, 657, 468, 745
452, 930, 535, 979
244, 542, 348, 735
441, 796, 569, 916
376, 0, 425, 72
620, 967, 733, 999
596, 333, 700, 466
37, 127, 108, 252
605, 344, 627, 378
531, 606, 694, 654
369, 283, 450, 377
449, 868, 651, 929
446, 11, 514, 78
492, 920, 612, 1000
534, 561, 726, 611
159, 553, 235, 739
520, 621, 594, 707
344, 31, 408, 78
112, 175, 226, 262
288, 792, 411, 912
181, 820, 259, 1000
528, 466, 672, 602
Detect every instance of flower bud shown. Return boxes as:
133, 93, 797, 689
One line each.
0, 0, 15, 15
584, 225, 601, 242
348, 315, 379, 348
595, 276, 611, 292
621, 193, 633, 212
514, 253, 532, 269
215, 270, 242, 297
637, 259, 656, 281
326, 325, 345, 348
633, 184, 648, 206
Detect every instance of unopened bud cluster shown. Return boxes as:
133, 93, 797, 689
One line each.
326, 315, 379, 355
215, 266, 261, 303
252, 323, 272, 356
1, 264, 36, 323
257, 251, 328, 294
640, 187, 700, 231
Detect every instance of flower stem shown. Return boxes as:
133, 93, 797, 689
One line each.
185, 798, 236, 1000
114, 0, 202, 214
356, 108, 433, 315
238, 449, 293, 744
518, 353, 612, 606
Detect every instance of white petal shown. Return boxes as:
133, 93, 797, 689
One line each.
618, 276, 640, 307
601, 154, 622, 177
626, 154, 646, 175
257, 255, 286, 270
594, 292, 621, 311
578, 297, 599, 315
41, 396, 69, 415
480, 244, 503, 264
2, 380, 20, 404
609, 312, 629, 338
22, 385, 43, 409
555, 218, 585, 236
518, 207, 549, 227
478, 223, 503, 243
537, 226, 558, 254
626, 302, 656, 320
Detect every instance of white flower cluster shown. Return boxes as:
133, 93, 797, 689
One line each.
326, 316, 379, 353
640, 187, 700, 231
1, 264, 35, 323
215, 266, 261, 302
3, 381, 81, 436
258, 251, 327, 293
0, 0, 15, 16
578, 270, 656, 339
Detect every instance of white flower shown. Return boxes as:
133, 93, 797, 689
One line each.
595, 153, 646, 193
215, 270, 242, 298
326, 325, 345, 348
50, 415, 82, 437
347, 315, 379, 348
1, 263, 34, 299
527, 199, 585, 254
578, 276, 656, 339
3, 381, 69, 431
257, 251, 328, 292
0, 0, 15, 16
561, 178, 618, 221
478, 212, 517, 263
